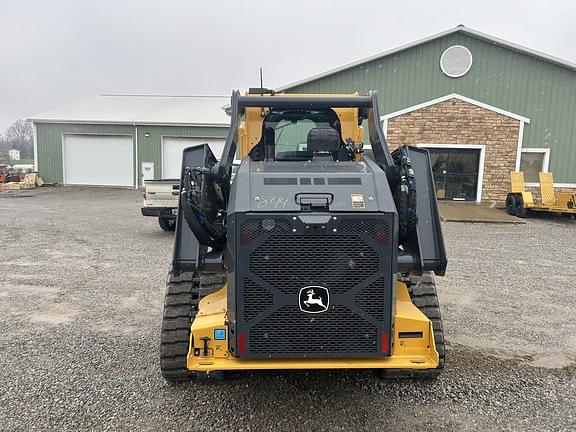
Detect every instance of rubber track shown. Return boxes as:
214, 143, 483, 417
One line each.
159, 269, 226, 382
379, 272, 445, 379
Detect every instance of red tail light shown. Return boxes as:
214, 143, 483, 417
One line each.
238, 332, 246, 355
381, 331, 389, 354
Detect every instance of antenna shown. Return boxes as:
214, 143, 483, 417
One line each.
259, 67, 263, 88
248, 68, 273, 95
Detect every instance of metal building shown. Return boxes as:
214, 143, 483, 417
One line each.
29, 26, 575, 203
29, 95, 229, 187
278, 25, 576, 204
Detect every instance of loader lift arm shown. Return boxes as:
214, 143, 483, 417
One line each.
174, 90, 446, 276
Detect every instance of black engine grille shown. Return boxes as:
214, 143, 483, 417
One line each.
250, 305, 377, 354
250, 235, 379, 295
234, 214, 393, 358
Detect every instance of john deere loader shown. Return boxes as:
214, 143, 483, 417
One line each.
160, 90, 447, 380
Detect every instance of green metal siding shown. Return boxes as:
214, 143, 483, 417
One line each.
36, 123, 229, 186
286, 33, 576, 183
136, 125, 228, 182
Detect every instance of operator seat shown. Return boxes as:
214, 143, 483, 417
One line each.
307, 127, 350, 161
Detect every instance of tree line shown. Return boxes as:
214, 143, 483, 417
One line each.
1, 119, 34, 160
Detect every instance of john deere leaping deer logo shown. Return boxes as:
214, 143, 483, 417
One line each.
298, 286, 330, 314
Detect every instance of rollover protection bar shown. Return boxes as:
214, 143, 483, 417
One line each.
218, 91, 395, 176
237, 95, 374, 110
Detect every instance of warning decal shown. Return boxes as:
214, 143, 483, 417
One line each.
351, 193, 365, 209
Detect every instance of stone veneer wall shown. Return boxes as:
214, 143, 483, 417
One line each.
386, 98, 521, 205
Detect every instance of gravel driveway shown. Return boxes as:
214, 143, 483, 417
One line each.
0, 187, 574, 431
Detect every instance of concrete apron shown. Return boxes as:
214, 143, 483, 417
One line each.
437, 201, 526, 224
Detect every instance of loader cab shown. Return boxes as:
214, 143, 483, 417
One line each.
247, 109, 354, 163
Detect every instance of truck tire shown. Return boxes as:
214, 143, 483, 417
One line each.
514, 195, 528, 218
158, 217, 176, 231
505, 194, 517, 215
160, 269, 226, 382
378, 272, 445, 379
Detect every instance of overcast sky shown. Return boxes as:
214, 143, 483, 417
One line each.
1, 0, 575, 131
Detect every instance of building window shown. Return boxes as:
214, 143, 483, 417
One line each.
440, 45, 473, 78
519, 149, 550, 184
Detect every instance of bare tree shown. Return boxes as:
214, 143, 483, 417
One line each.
3, 119, 33, 159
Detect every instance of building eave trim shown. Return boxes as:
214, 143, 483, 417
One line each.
29, 119, 230, 128
380, 93, 531, 123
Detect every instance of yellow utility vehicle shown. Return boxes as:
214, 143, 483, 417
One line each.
160, 90, 447, 380
506, 171, 576, 217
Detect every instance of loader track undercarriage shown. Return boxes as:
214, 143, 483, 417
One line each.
160, 269, 444, 381
377, 272, 445, 379
160, 269, 226, 382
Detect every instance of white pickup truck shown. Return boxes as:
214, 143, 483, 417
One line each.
142, 162, 239, 231
141, 179, 179, 231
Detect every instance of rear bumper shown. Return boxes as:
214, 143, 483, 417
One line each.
187, 282, 439, 372
188, 353, 438, 371
141, 207, 177, 219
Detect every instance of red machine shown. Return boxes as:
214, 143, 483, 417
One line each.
0, 164, 20, 183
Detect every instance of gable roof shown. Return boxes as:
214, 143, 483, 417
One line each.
381, 93, 530, 123
276, 25, 576, 91
29, 95, 231, 127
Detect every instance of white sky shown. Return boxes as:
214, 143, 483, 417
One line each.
0, 0, 575, 131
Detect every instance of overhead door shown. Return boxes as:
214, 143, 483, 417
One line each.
162, 137, 225, 179
63, 135, 134, 186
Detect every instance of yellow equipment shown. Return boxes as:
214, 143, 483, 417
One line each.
160, 90, 447, 381
188, 279, 439, 374
506, 171, 576, 217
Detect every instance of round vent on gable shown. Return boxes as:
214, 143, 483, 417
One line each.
440, 45, 473, 78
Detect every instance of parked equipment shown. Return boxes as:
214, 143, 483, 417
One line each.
141, 179, 180, 231
160, 90, 447, 381
0, 164, 19, 183
506, 171, 576, 217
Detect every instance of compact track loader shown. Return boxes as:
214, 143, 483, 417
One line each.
160, 90, 447, 381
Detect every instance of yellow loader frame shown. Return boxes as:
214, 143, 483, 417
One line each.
188, 280, 439, 372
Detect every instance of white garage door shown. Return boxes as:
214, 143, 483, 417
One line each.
63, 135, 134, 186
162, 137, 225, 179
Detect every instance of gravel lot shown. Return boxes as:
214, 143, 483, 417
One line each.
1, 187, 575, 431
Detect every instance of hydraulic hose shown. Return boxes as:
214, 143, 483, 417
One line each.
181, 168, 226, 249
393, 146, 417, 242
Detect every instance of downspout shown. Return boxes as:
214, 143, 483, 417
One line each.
32, 121, 38, 172
134, 123, 139, 189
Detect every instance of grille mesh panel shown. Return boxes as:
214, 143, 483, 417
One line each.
240, 218, 291, 245
250, 305, 377, 354
337, 218, 390, 245
250, 235, 379, 295
243, 279, 273, 322
237, 215, 392, 358
355, 278, 386, 322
